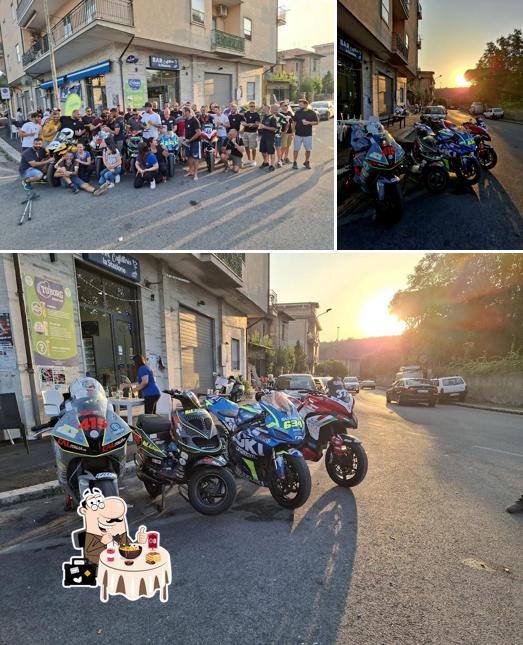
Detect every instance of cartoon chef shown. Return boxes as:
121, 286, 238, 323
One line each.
77, 488, 147, 565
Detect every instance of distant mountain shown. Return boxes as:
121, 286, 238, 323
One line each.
320, 336, 402, 361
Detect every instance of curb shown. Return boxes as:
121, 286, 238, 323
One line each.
451, 402, 523, 416
0, 133, 21, 163
0, 462, 136, 508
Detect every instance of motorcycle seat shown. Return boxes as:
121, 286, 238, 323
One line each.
137, 414, 172, 436
218, 408, 239, 418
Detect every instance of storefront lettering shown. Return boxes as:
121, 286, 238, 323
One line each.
338, 37, 363, 62
82, 253, 141, 282
149, 56, 179, 70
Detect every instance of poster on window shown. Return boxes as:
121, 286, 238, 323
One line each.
0, 313, 13, 345
23, 272, 78, 367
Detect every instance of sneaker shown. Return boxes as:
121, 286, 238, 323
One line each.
276, 161, 283, 168
303, 161, 311, 169
108, 182, 115, 189
250, 161, 257, 167
283, 158, 291, 165
22, 179, 32, 190
150, 179, 156, 189
506, 495, 523, 513
260, 162, 269, 168
93, 182, 109, 196
268, 165, 275, 172
114, 174, 121, 184
72, 186, 80, 194
292, 161, 298, 169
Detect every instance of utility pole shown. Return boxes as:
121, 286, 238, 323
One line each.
336, 326, 340, 342
43, 0, 59, 106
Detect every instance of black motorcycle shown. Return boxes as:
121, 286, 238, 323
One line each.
133, 389, 236, 514
403, 123, 449, 193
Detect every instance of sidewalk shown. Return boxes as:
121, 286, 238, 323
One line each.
0, 126, 21, 162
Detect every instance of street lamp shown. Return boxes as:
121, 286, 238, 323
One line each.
317, 308, 332, 318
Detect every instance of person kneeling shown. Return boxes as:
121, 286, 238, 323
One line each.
134, 142, 159, 188
220, 129, 245, 174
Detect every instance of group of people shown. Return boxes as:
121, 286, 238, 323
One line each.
17, 97, 321, 194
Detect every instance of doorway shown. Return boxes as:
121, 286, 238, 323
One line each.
204, 73, 232, 107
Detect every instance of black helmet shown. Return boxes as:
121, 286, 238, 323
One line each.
418, 135, 441, 160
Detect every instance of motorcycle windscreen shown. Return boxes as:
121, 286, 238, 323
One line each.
258, 391, 305, 441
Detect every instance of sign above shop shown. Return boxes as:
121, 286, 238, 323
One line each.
126, 55, 139, 64
149, 56, 180, 71
82, 253, 141, 282
338, 36, 363, 62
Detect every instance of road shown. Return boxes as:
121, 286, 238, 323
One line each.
338, 111, 523, 249
0, 121, 333, 250
0, 390, 521, 644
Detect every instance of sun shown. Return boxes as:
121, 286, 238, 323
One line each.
358, 290, 405, 338
455, 73, 471, 88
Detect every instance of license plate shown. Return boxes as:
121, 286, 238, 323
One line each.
418, 389, 428, 393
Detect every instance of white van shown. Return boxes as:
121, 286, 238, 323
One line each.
431, 376, 467, 401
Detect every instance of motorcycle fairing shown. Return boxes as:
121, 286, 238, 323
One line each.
133, 425, 167, 458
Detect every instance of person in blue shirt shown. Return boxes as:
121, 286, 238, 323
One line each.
133, 142, 159, 189
132, 354, 161, 413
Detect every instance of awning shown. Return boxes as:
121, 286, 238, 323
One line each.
66, 60, 111, 82
39, 76, 65, 90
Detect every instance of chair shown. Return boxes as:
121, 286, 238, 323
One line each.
155, 392, 171, 417
42, 388, 64, 416
10, 124, 19, 140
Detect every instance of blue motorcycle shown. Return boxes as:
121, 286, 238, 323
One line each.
205, 391, 312, 508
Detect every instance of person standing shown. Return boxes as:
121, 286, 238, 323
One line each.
183, 106, 202, 181
141, 102, 162, 142
242, 101, 260, 166
60, 108, 86, 142
213, 105, 229, 153
258, 104, 278, 172
279, 102, 294, 164
161, 105, 176, 133
132, 355, 161, 414
19, 112, 42, 149
40, 109, 61, 147
292, 98, 319, 169
227, 103, 245, 133
15, 107, 24, 125
106, 107, 125, 152
271, 103, 289, 168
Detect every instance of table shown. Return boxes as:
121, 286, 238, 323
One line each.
97, 545, 171, 602
108, 398, 144, 426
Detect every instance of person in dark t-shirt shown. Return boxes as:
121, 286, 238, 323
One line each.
183, 107, 202, 181
292, 98, 319, 169
242, 102, 260, 165
258, 104, 278, 172
220, 129, 245, 173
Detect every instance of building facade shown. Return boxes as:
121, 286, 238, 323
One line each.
278, 48, 324, 85
0, 252, 269, 435
338, 0, 422, 119
276, 302, 322, 373
410, 69, 435, 106
312, 42, 334, 81
0, 0, 279, 116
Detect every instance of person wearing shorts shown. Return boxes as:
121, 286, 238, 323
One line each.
272, 103, 290, 168
220, 129, 245, 173
292, 98, 319, 169
279, 102, 294, 164
242, 102, 260, 165
183, 106, 202, 181
258, 105, 278, 172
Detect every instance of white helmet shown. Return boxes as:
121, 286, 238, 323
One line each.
60, 127, 74, 140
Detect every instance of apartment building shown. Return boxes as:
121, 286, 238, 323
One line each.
276, 302, 323, 373
0, 252, 269, 433
411, 69, 435, 106
338, 0, 422, 119
312, 42, 334, 80
279, 48, 324, 85
0, 0, 279, 115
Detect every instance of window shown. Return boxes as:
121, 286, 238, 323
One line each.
381, 0, 390, 24
15, 44, 20, 63
231, 338, 240, 371
191, 0, 205, 24
405, 33, 409, 50
247, 81, 255, 101
244, 17, 252, 40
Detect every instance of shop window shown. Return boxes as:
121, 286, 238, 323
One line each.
381, 0, 390, 24
191, 0, 205, 24
244, 17, 252, 40
77, 267, 103, 307
247, 82, 255, 101
231, 338, 240, 371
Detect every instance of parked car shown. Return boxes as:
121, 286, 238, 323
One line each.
275, 373, 316, 399
386, 378, 438, 407
311, 101, 334, 120
484, 107, 504, 120
360, 379, 376, 390
420, 105, 447, 124
343, 376, 360, 393
470, 102, 485, 115
431, 376, 467, 402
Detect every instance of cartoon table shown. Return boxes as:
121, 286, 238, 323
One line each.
97, 546, 171, 602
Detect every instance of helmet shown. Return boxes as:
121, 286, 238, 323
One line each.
69, 377, 106, 401
366, 121, 386, 136
418, 135, 441, 160
59, 128, 74, 140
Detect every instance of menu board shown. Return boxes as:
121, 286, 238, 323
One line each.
23, 272, 78, 367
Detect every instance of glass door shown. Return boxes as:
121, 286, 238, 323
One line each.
112, 314, 137, 391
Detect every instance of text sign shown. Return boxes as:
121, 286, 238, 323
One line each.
82, 253, 141, 282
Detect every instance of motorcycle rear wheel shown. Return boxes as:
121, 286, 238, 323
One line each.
94, 479, 119, 498
457, 157, 481, 185
268, 454, 311, 509
188, 466, 236, 515
424, 166, 448, 193
325, 442, 368, 488
479, 147, 497, 170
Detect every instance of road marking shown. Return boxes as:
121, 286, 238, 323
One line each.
473, 446, 523, 458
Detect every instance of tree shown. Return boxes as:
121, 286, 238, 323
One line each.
267, 346, 295, 375
294, 340, 307, 372
298, 77, 315, 101
315, 360, 347, 377
322, 71, 334, 96
311, 76, 322, 96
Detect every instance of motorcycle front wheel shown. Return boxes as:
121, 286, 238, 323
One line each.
424, 166, 448, 193
167, 154, 175, 177
457, 157, 481, 185
94, 478, 119, 498
188, 467, 236, 515
206, 150, 215, 174
144, 479, 162, 499
479, 147, 497, 170
374, 181, 403, 225
325, 442, 368, 488
268, 454, 311, 509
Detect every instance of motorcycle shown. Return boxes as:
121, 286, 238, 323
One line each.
291, 388, 368, 488
89, 130, 110, 177
122, 129, 143, 173
158, 131, 180, 177
199, 122, 219, 173
133, 389, 236, 514
229, 377, 245, 403
347, 121, 405, 225
205, 390, 311, 509
444, 117, 497, 170
403, 123, 449, 193
46, 128, 77, 186
31, 378, 130, 509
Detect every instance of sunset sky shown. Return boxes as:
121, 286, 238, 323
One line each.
270, 253, 425, 342
278, 0, 334, 50
419, 0, 522, 87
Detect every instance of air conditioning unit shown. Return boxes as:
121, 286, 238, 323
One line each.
217, 4, 228, 17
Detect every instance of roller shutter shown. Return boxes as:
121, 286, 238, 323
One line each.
179, 307, 214, 393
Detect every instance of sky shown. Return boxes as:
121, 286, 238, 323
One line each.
278, 0, 334, 50
419, 0, 523, 88
270, 253, 425, 342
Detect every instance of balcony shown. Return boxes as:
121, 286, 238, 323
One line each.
391, 32, 409, 63
393, 0, 410, 20
417, 1, 422, 19
277, 6, 287, 25
17, 0, 65, 29
211, 29, 245, 56
22, 0, 134, 74
214, 253, 245, 278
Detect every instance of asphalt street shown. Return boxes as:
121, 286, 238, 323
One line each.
0, 121, 334, 250
0, 391, 520, 644
338, 111, 523, 249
